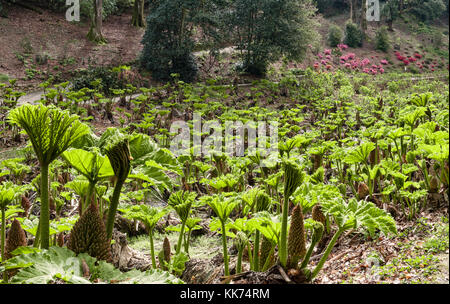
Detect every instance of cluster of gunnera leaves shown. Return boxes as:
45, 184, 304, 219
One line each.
0, 246, 183, 284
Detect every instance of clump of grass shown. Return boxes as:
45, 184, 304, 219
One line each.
423, 217, 449, 254
129, 232, 222, 260
0, 73, 9, 83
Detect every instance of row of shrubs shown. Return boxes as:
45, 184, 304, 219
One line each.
328, 21, 391, 52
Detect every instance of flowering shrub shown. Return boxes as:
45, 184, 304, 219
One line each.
309, 48, 445, 74
337, 44, 348, 51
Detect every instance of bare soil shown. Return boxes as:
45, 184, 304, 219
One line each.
0, 6, 145, 91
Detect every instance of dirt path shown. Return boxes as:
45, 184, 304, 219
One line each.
435, 253, 449, 284
0, 6, 145, 90
17, 89, 45, 105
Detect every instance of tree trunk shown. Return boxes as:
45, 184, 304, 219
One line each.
87, 0, 106, 44
387, 19, 394, 31
349, 0, 353, 22
132, 0, 146, 27
360, 0, 367, 32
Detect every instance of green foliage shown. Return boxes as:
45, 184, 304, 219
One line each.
8, 104, 90, 166
140, 0, 200, 82
8, 104, 90, 249
280, 159, 305, 268
121, 205, 167, 231
168, 191, 195, 223
344, 21, 364, 48
2, 246, 183, 284
229, 0, 318, 76
168, 190, 196, 255
309, 198, 397, 280
410, 0, 447, 23
314, 0, 348, 15
381, 0, 400, 26
79, 0, 122, 20
375, 26, 391, 52
0, 182, 22, 209
104, 133, 132, 239
0, 73, 9, 83
328, 24, 343, 47
321, 198, 397, 236
71, 66, 129, 95
120, 204, 167, 268
62, 148, 114, 183
207, 195, 239, 276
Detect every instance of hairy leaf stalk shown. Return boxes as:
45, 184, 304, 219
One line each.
310, 227, 344, 280
40, 163, 50, 249
1, 207, 6, 282
221, 221, 230, 276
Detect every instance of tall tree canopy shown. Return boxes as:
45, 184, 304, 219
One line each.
140, 0, 226, 82
228, 0, 319, 76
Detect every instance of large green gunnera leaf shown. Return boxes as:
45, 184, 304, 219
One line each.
3, 246, 183, 284
62, 148, 114, 181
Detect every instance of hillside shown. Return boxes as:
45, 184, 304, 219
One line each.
0, 4, 448, 91
0, 0, 448, 290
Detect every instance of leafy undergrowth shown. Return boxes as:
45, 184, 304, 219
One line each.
129, 232, 223, 261
0, 246, 183, 284
0, 67, 448, 284
315, 209, 449, 284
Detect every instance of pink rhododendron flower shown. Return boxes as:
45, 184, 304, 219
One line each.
380, 59, 388, 65
361, 58, 370, 66
324, 49, 332, 55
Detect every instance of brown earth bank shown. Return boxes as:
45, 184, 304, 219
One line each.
1, 5, 448, 93
0, 6, 145, 91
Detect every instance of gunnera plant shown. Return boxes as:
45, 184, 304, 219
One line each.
280, 159, 305, 268
5, 219, 27, 260
312, 204, 326, 227
104, 134, 131, 239
287, 204, 306, 269
259, 235, 274, 271
67, 203, 112, 262
8, 104, 90, 249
